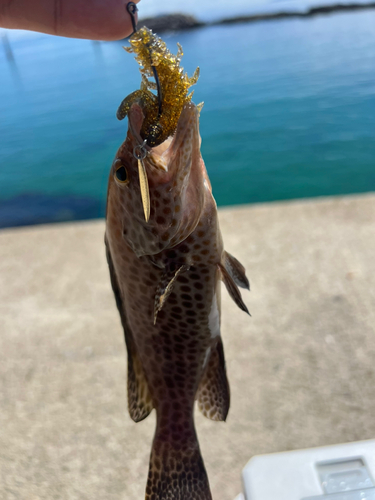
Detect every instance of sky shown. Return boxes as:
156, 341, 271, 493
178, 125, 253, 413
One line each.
0, 0, 369, 41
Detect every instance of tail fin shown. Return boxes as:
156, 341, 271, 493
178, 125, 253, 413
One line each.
145, 426, 212, 500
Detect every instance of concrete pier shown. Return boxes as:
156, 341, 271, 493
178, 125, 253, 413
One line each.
1, 193, 374, 500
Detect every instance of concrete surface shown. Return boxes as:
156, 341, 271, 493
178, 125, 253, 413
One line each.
0, 193, 375, 500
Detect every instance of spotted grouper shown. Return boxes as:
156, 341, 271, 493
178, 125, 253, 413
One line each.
105, 27, 250, 500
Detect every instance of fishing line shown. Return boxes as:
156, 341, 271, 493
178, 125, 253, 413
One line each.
126, 2, 163, 120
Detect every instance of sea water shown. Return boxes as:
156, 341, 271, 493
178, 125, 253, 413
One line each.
0, 9, 375, 226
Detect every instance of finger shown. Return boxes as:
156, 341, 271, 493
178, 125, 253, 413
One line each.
0, 0, 139, 41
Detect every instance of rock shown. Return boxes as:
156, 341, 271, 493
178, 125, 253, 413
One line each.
138, 14, 205, 33
308, 2, 375, 16
213, 1, 375, 26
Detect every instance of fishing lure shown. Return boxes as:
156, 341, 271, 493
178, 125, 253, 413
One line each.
116, 23, 200, 148
105, 5, 250, 499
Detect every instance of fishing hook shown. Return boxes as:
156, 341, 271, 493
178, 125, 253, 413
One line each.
126, 2, 163, 121
126, 2, 138, 36
133, 139, 148, 161
152, 66, 163, 118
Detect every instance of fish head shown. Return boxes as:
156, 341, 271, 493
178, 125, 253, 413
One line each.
107, 101, 208, 257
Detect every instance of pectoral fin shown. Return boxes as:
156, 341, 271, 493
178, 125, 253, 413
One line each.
219, 262, 250, 315
222, 251, 250, 290
154, 263, 189, 324
106, 236, 153, 422
197, 338, 230, 421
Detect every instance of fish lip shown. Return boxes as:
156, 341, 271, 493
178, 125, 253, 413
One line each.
128, 103, 146, 145
128, 102, 199, 172
156, 102, 199, 160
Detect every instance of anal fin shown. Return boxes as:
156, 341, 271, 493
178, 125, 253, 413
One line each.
197, 338, 230, 421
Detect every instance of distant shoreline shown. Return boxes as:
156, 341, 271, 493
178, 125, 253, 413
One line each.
138, 2, 375, 32
213, 2, 375, 26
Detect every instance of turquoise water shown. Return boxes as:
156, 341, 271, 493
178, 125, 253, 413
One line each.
1, 10, 375, 226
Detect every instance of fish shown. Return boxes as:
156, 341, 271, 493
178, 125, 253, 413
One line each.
105, 27, 250, 500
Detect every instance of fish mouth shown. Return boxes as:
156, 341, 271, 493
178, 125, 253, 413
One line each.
128, 101, 202, 226
128, 102, 200, 174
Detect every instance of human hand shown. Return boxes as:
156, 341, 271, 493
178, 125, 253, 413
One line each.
0, 0, 139, 41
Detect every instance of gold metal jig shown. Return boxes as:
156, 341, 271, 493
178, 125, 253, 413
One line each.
134, 140, 150, 222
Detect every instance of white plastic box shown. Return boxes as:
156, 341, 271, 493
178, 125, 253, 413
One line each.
235, 439, 375, 500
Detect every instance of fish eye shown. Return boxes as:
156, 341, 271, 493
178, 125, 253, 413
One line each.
114, 164, 129, 185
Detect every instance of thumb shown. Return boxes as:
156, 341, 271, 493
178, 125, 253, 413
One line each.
0, 0, 140, 41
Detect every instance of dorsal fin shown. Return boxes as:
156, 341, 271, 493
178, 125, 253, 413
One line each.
223, 251, 250, 290
126, 342, 154, 422
218, 263, 250, 315
106, 237, 153, 422
197, 337, 230, 421
154, 263, 189, 324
